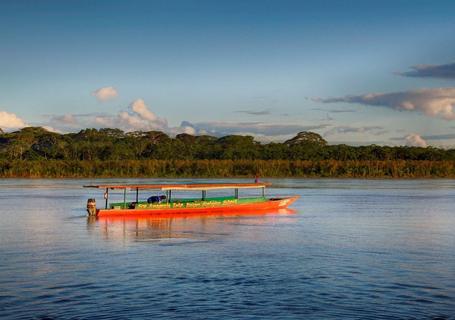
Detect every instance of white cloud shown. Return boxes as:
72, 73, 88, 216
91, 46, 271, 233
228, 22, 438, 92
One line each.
92, 102, 167, 132
405, 134, 428, 147
179, 125, 197, 135
130, 99, 158, 122
92, 86, 118, 102
318, 88, 455, 120
0, 111, 28, 130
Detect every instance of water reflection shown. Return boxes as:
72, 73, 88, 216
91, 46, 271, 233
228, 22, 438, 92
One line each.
87, 209, 296, 242
2, 179, 455, 319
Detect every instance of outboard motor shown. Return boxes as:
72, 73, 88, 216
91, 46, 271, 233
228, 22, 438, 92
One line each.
87, 198, 97, 216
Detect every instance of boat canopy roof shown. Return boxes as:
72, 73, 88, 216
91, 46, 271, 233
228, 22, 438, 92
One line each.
83, 182, 271, 191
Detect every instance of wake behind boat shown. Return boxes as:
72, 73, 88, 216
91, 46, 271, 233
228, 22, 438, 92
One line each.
84, 183, 299, 217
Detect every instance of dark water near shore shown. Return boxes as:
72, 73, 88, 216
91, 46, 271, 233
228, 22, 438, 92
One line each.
0, 178, 454, 319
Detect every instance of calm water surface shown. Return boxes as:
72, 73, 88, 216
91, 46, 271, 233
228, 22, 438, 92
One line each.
0, 178, 454, 319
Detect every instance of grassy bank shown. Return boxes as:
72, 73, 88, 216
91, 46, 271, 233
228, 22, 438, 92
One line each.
1, 160, 454, 178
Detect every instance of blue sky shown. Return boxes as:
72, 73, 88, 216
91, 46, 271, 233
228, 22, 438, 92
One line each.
1, 0, 455, 146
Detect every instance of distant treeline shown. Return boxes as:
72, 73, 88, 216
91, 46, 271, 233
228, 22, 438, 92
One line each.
0, 127, 454, 178
1, 160, 454, 178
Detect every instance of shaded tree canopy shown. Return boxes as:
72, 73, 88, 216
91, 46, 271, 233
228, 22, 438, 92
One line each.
284, 131, 327, 146
0, 127, 454, 162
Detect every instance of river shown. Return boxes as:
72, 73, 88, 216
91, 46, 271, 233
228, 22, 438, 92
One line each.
0, 178, 454, 319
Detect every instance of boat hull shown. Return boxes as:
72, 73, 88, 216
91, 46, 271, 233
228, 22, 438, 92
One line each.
96, 196, 299, 217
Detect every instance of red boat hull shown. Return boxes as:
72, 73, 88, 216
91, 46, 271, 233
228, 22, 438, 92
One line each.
96, 196, 299, 217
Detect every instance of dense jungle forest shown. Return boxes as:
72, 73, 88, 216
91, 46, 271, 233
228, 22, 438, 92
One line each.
1, 127, 454, 178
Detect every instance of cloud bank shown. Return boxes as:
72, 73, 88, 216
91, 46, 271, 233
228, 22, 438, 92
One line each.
47, 103, 325, 141
318, 88, 455, 120
398, 62, 455, 79
92, 86, 118, 102
181, 121, 328, 137
324, 125, 385, 137
312, 108, 357, 113
0, 111, 28, 130
235, 109, 271, 116
422, 133, 455, 141
50, 99, 168, 133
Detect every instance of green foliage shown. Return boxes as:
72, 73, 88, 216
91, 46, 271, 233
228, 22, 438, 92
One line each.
0, 127, 454, 177
284, 131, 327, 146
0, 159, 453, 178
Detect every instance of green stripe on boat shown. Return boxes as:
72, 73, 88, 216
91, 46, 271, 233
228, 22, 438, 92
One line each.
110, 196, 267, 210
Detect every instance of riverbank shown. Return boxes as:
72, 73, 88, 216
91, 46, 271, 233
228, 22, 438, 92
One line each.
1, 160, 454, 178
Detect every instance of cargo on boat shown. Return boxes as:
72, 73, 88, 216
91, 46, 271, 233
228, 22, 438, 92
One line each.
83, 183, 299, 217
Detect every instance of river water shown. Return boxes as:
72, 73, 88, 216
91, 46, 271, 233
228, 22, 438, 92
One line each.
0, 178, 454, 319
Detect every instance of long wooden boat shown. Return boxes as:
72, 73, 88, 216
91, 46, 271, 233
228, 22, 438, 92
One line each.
84, 183, 299, 217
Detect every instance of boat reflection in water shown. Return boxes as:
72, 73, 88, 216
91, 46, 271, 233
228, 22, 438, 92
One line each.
87, 208, 296, 243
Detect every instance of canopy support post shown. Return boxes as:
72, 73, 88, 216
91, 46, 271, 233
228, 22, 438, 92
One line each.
169, 190, 172, 203
235, 188, 239, 199
123, 188, 126, 209
136, 188, 139, 203
262, 187, 265, 198
202, 190, 206, 200
105, 188, 109, 209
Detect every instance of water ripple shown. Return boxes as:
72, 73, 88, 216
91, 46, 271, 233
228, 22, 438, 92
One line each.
1, 179, 455, 319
